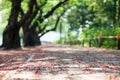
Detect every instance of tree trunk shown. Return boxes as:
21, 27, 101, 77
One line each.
2, 26, 21, 49
1, 0, 21, 50
23, 25, 41, 47
22, 8, 41, 47
22, 0, 67, 47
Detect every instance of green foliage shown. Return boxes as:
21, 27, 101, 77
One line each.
81, 26, 117, 49
42, 0, 59, 13
55, 0, 120, 49
0, 0, 11, 23
21, 0, 29, 11
0, 0, 11, 36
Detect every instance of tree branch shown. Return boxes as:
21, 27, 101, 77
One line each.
29, 0, 47, 30
37, 0, 68, 23
39, 9, 67, 37
20, 7, 24, 16
30, 0, 68, 32
43, 0, 68, 19
19, 0, 36, 26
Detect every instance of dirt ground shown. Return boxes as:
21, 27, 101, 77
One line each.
0, 44, 120, 80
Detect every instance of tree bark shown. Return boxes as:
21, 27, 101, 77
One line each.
23, 25, 41, 47
1, 0, 22, 49
22, 3, 41, 47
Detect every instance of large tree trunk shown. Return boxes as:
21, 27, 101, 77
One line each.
23, 32, 41, 47
23, 25, 41, 47
2, 25, 21, 49
22, 0, 67, 47
1, 0, 21, 50
21, 9, 41, 47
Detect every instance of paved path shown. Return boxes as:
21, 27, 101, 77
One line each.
0, 44, 120, 80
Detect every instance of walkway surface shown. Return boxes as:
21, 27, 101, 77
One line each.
0, 44, 120, 80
